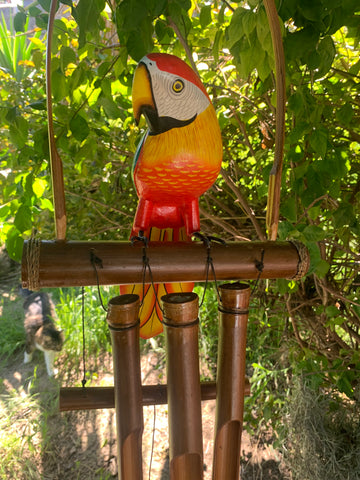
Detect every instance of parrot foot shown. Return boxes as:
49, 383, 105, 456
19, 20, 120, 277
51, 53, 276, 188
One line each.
192, 232, 226, 249
131, 230, 149, 246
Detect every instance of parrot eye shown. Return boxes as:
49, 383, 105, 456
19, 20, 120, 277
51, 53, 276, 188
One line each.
172, 79, 184, 93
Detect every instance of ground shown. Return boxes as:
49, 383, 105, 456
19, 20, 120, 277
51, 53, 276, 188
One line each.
1, 346, 290, 479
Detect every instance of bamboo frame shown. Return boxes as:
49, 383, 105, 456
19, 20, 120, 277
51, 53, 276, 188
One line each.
22, 240, 309, 289
59, 380, 251, 412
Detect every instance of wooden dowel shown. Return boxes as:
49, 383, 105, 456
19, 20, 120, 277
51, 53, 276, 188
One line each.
162, 292, 204, 480
213, 283, 251, 480
59, 380, 251, 412
22, 240, 309, 289
106, 294, 143, 480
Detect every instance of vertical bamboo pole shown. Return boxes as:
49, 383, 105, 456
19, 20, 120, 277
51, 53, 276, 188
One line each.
106, 294, 143, 480
47, 0, 66, 240
162, 292, 203, 480
212, 283, 251, 480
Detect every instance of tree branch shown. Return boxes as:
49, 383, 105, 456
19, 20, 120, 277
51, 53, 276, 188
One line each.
220, 168, 266, 241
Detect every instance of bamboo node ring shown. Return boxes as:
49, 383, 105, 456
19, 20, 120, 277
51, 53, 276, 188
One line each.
162, 317, 199, 328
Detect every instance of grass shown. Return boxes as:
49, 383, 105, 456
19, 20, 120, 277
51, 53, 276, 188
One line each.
284, 378, 360, 480
0, 285, 119, 478
55, 286, 114, 364
0, 374, 44, 479
0, 291, 26, 359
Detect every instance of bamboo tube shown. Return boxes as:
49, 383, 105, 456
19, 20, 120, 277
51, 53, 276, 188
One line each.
59, 380, 251, 412
212, 283, 251, 480
106, 294, 143, 480
22, 240, 309, 289
162, 292, 203, 480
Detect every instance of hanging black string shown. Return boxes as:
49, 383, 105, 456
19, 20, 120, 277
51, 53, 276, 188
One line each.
197, 236, 225, 308
90, 249, 108, 312
251, 248, 265, 297
81, 285, 87, 389
141, 243, 164, 316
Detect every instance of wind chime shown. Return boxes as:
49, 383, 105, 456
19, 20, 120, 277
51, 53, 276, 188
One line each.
22, 1, 309, 478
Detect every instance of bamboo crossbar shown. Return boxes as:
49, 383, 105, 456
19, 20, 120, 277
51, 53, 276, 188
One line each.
59, 380, 251, 412
22, 240, 309, 289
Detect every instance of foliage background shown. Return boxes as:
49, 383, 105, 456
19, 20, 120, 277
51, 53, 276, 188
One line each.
0, 0, 360, 476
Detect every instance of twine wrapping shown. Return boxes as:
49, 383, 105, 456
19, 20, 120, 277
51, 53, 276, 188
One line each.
26, 237, 41, 291
289, 240, 310, 281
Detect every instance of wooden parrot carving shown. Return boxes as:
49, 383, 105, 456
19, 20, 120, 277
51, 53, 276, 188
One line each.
120, 52, 223, 338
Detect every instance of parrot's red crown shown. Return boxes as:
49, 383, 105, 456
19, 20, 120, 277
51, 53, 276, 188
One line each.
146, 53, 209, 100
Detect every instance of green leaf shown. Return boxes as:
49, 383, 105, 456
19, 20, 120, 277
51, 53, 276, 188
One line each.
0, 204, 10, 220
298, 0, 324, 21
309, 126, 328, 158
336, 103, 353, 125
242, 10, 257, 37
285, 27, 318, 63
35, 13, 48, 29
256, 8, 270, 48
76, 0, 105, 48
99, 97, 121, 119
9, 116, 28, 149
6, 228, 24, 262
38, 0, 52, 12
287, 92, 305, 116
14, 205, 33, 233
40, 198, 54, 212
32, 50, 43, 69
317, 36, 335, 76
29, 99, 47, 111
51, 70, 67, 102
126, 28, 153, 61
60, 46, 77, 72
227, 8, 246, 48
281, 196, 297, 222
337, 374, 353, 398
6, 107, 17, 124
302, 225, 326, 242
326, 305, 340, 317
333, 203, 355, 228
29, 6, 42, 16
33, 178, 47, 198
200, 5, 212, 29
14, 11, 27, 32
69, 115, 90, 142
315, 259, 330, 278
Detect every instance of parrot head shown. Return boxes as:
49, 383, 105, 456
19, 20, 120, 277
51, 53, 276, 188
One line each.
132, 53, 211, 135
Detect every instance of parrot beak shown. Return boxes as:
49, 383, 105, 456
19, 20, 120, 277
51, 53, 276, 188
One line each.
132, 62, 156, 126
